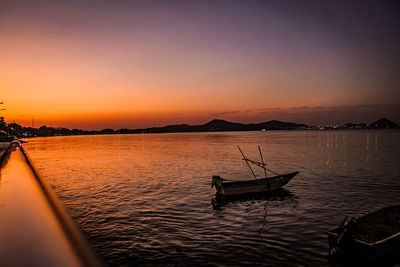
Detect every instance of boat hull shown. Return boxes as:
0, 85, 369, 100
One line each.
215, 171, 299, 196
328, 227, 400, 260
328, 205, 400, 261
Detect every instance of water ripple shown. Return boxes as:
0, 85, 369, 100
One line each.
24, 131, 400, 266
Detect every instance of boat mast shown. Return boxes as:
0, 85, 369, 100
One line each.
258, 145, 268, 179
238, 146, 281, 177
237, 145, 258, 181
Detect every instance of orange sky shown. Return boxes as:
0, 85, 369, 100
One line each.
1, 1, 399, 129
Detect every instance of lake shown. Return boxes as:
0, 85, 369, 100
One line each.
24, 130, 400, 266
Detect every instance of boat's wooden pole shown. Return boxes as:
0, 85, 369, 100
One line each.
264, 167, 280, 176
258, 145, 268, 179
237, 145, 258, 181
240, 150, 281, 176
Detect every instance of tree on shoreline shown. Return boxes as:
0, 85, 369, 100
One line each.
0, 101, 6, 132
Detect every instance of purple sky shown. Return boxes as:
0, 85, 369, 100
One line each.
1, 0, 399, 129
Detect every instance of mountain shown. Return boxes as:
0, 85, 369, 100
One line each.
199, 119, 245, 131
138, 119, 308, 133
369, 118, 399, 128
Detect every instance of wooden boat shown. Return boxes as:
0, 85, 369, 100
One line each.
328, 205, 400, 261
212, 146, 299, 197
212, 171, 299, 196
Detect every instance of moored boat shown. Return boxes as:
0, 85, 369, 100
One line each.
212, 146, 299, 197
328, 205, 400, 262
212, 171, 299, 196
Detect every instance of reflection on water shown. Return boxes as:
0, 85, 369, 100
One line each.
24, 130, 400, 266
212, 188, 296, 210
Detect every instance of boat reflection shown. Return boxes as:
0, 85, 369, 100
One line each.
211, 188, 296, 210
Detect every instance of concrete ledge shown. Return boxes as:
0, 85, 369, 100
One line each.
0, 142, 100, 267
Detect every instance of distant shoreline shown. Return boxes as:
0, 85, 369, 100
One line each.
19, 127, 400, 140
2, 117, 398, 139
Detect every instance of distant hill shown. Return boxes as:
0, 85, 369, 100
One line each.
369, 118, 399, 128
195, 119, 246, 131
134, 119, 308, 133
4, 117, 399, 138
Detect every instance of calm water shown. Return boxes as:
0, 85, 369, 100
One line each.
24, 130, 400, 266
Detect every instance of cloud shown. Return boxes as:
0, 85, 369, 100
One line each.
211, 110, 240, 116
252, 107, 281, 112
209, 104, 400, 125
289, 106, 309, 111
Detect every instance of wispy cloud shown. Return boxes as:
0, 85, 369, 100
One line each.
208, 104, 400, 125
211, 110, 240, 116
251, 107, 281, 112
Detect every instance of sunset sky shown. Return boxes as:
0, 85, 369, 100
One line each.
1, 1, 399, 129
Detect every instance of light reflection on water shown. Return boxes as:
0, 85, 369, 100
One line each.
24, 130, 400, 266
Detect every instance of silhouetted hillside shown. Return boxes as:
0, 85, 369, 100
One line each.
139, 119, 308, 133
198, 119, 245, 131
369, 118, 399, 128
2, 117, 398, 139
